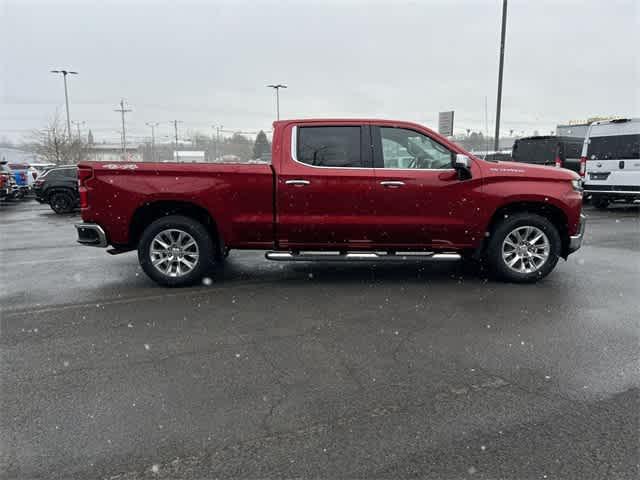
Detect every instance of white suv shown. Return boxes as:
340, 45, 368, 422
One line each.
582, 118, 640, 209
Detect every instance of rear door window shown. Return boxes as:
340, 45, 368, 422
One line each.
297, 126, 362, 168
588, 134, 640, 160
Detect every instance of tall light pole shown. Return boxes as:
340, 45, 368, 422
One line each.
267, 84, 287, 120
114, 99, 132, 159
171, 120, 183, 161
50, 69, 78, 140
146, 122, 160, 162
494, 0, 508, 151
211, 124, 223, 161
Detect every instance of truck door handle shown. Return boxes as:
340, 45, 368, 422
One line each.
285, 179, 310, 186
380, 181, 405, 188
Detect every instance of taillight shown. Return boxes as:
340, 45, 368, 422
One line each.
579, 156, 587, 177
77, 166, 93, 208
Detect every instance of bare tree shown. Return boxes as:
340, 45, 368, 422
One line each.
22, 112, 88, 164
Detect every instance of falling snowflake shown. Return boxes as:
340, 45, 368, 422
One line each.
63, 360, 69, 367
144, 344, 150, 351
202, 277, 212, 286
480, 445, 486, 451
151, 464, 160, 474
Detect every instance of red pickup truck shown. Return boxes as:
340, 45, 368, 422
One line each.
75, 119, 585, 286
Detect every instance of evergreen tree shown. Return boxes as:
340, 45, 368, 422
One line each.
252, 130, 270, 159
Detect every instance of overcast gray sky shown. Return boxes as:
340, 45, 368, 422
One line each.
1, 0, 638, 143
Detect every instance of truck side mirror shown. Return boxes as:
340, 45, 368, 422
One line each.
454, 154, 472, 180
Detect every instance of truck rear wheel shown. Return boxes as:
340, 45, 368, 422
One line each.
138, 215, 216, 287
486, 213, 561, 283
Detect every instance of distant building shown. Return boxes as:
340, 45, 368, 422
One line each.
86, 144, 143, 162
556, 123, 589, 139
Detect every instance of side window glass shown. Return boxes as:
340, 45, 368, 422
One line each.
297, 126, 362, 168
380, 127, 453, 169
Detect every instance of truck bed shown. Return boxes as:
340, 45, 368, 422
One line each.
80, 161, 275, 248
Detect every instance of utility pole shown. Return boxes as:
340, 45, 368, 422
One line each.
71, 120, 85, 141
211, 124, 223, 161
171, 120, 183, 161
494, 0, 508, 151
50, 69, 78, 140
114, 99, 132, 159
267, 84, 287, 120
484, 96, 489, 156
146, 122, 160, 162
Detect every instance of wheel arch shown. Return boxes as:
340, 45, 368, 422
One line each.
484, 201, 570, 259
129, 200, 224, 257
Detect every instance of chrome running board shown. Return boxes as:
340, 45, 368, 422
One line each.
265, 251, 461, 262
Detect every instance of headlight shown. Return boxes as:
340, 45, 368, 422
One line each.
571, 179, 583, 192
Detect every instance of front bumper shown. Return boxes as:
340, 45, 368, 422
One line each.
75, 223, 108, 247
568, 214, 586, 253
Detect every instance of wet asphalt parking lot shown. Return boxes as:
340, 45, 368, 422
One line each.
1, 199, 638, 479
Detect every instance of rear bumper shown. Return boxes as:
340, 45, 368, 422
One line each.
584, 185, 640, 195
75, 223, 108, 247
568, 214, 586, 254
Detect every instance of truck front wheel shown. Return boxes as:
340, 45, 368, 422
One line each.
486, 213, 561, 283
138, 215, 216, 287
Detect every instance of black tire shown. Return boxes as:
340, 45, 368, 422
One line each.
486, 213, 561, 283
592, 196, 610, 210
138, 215, 217, 287
49, 191, 74, 214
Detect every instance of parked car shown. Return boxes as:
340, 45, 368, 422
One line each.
9, 163, 40, 186
33, 165, 79, 213
1, 161, 19, 200
0, 162, 12, 199
75, 118, 585, 286
511, 136, 583, 173
582, 118, 640, 209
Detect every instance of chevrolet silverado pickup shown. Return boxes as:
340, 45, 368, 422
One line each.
75, 119, 585, 286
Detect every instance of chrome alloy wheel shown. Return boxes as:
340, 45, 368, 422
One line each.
501, 226, 550, 274
149, 229, 200, 277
